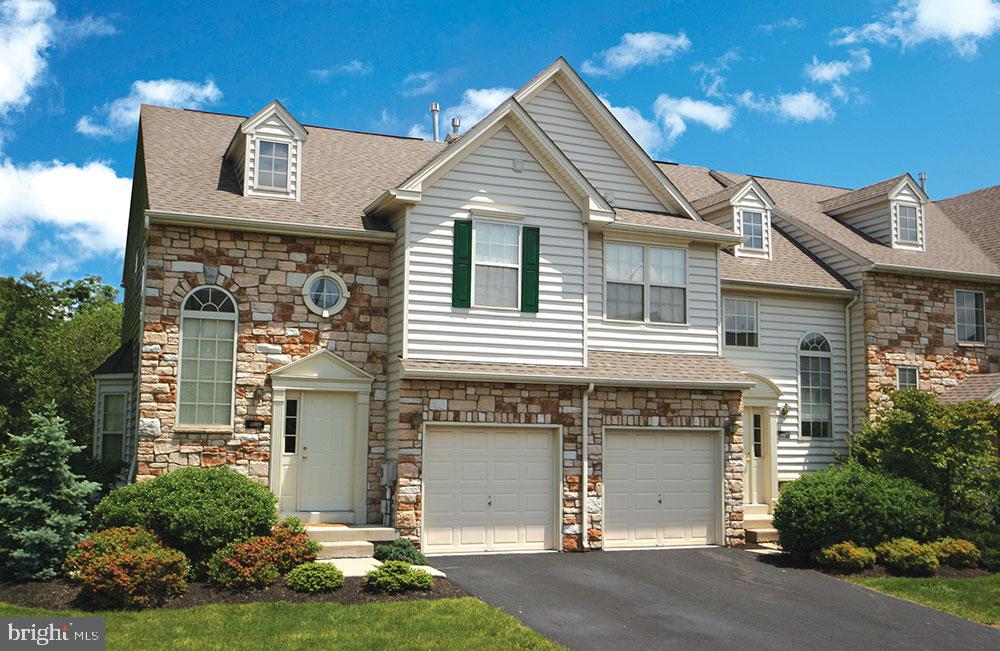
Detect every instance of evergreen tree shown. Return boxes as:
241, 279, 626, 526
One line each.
0, 405, 101, 580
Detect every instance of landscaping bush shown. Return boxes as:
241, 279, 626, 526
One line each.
92, 467, 277, 564
66, 527, 189, 608
932, 538, 981, 568
270, 517, 320, 572
0, 406, 100, 580
206, 536, 281, 590
364, 560, 434, 594
980, 547, 1000, 572
772, 461, 942, 561
813, 541, 876, 573
373, 537, 426, 565
875, 538, 940, 576
286, 562, 344, 593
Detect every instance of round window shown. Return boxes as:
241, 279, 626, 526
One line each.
301, 271, 350, 317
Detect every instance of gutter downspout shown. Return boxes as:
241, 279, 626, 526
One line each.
581, 382, 595, 550
844, 294, 859, 440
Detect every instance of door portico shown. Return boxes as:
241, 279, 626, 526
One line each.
742, 375, 780, 510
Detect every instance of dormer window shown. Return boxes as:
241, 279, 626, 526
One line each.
257, 140, 289, 189
740, 210, 765, 250
897, 204, 918, 243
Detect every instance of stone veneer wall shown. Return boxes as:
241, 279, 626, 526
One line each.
393, 379, 744, 550
863, 271, 1000, 416
138, 224, 390, 521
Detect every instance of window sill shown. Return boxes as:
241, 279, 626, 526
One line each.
957, 340, 987, 348
174, 425, 235, 434
603, 317, 689, 327
724, 345, 760, 351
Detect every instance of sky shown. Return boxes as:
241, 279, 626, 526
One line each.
0, 0, 998, 288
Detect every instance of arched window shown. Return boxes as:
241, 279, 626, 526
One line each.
799, 332, 832, 438
178, 287, 237, 426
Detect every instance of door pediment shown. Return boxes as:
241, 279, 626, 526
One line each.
269, 349, 374, 392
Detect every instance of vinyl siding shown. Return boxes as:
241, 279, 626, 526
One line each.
841, 205, 892, 246
587, 235, 720, 355
247, 116, 301, 198
521, 80, 665, 212
723, 291, 850, 479
405, 126, 586, 365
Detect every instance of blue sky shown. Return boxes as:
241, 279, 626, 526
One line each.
1, 0, 998, 288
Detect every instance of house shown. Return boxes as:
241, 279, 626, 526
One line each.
93, 58, 1000, 553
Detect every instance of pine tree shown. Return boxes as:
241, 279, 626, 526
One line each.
0, 404, 101, 580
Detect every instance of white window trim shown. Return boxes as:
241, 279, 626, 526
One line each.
797, 331, 834, 440
254, 138, 291, 191
175, 285, 239, 430
955, 288, 987, 346
302, 270, 351, 317
248, 136, 298, 200
733, 207, 771, 260
96, 389, 129, 463
896, 365, 919, 391
723, 297, 759, 349
891, 200, 925, 250
602, 239, 689, 326
471, 218, 522, 311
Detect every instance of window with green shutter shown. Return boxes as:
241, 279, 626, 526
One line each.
455, 219, 540, 313
521, 226, 539, 313
452, 220, 472, 308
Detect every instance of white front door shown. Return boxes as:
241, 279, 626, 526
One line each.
745, 408, 767, 505
604, 429, 721, 548
423, 426, 557, 554
297, 391, 356, 512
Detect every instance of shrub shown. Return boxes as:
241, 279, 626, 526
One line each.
270, 518, 320, 572
813, 542, 876, 573
66, 527, 189, 609
206, 537, 280, 590
932, 538, 981, 568
876, 538, 940, 576
364, 560, 434, 594
92, 467, 277, 564
0, 406, 100, 579
373, 538, 426, 565
286, 562, 344, 593
772, 461, 942, 561
980, 547, 1000, 572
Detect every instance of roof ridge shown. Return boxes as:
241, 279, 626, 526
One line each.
938, 182, 1000, 203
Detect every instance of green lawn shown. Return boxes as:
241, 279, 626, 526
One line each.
850, 574, 1000, 626
0, 598, 564, 650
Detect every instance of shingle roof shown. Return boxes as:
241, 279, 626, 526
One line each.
817, 174, 908, 213
720, 225, 853, 292
938, 185, 1000, 265
611, 208, 738, 238
93, 341, 134, 376
690, 183, 745, 212
939, 373, 1000, 403
401, 350, 752, 387
141, 105, 446, 232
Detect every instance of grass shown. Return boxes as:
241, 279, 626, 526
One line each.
850, 574, 1000, 626
0, 598, 564, 650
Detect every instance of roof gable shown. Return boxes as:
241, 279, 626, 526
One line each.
269, 349, 374, 390
239, 99, 308, 140
820, 173, 927, 215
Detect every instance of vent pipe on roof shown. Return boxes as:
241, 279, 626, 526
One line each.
918, 171, 927, 191
429, 102, 440, 142
444, 117, 462, 143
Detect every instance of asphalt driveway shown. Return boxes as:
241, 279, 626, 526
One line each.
434, 548, 1000, 650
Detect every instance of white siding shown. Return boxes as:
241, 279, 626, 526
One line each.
841, 205, 892, 245
247, 115, 301, 199
723, 292, 850, 478
521, 81, 665, 212
405, 126, 586, 365
587, 236, 720, 354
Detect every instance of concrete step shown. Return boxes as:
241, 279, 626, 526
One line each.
743, 504, 770, 516
744, 513, 774, 527
306, 526, 397, 544
745, 527, 779, 544
316, 541, 374, 559
285, 511, 355, 524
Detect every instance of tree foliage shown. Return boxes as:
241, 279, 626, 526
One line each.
0, 273, 121, 447
852, 389, 1000, 531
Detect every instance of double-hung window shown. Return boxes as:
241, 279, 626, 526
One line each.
256, 140, 289, 189
799, 332, 832, 438
473, 221, 521, 309
955, 290, 986, 343
897, 204, 919, 244
740, 211, 765, 250
99, 393, 127, 463
724, 298, 758, 347
897, 366, 919, 390
605, 242, 686, 323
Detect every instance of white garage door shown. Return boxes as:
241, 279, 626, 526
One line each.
423, 426, 557, 554
604, 429, 720, 548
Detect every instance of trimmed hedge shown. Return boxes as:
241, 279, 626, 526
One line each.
207, 537, 281, 589
373, 538, 426, 565
91, 467, 277, 565
286, 563, 345, 593
876, 538, 939, 576
364, 560, 434, 594
270, 518, 321, 572
772, 462, 942, 561
932, 538, 981, 569
813, 541, 876, 573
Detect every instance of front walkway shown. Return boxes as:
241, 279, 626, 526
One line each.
434, 548, 1000, 650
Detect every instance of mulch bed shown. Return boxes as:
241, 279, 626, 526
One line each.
0, 576, 468, 611
753, 552, 992, 578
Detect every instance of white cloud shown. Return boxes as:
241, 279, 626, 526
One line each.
0, 0, 55, 116
759, 17, 805, 32
833, 0, 1000, 57
310, 59, 373, 81
600, 97, 664, 155
739, 90, 835, 122
582, 31, 692, 77
0, 157, 131, 262
408, 86, 513, 140
401, 71, 440, 97
54, 13, 116, 44
76, 78, 222, 139
652, 94, 735, 147
692, 49, 740, 99
805, 48, 872, 83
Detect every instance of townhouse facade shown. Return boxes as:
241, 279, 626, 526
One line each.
93, 58, 1000, 553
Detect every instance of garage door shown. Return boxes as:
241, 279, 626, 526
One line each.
604, 429, 720, 548
423, 426, 557, 554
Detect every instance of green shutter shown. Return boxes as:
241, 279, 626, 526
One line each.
521, 226, 540, 313
452, 220, 472, 308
